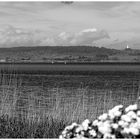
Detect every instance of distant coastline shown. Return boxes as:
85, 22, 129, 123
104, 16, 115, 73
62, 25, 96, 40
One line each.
1, 61, 140, 65
0, 46, 140, 63
0, 62, 140, 74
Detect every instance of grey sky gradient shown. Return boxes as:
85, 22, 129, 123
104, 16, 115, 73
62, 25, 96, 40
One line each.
0, 2, 140, 49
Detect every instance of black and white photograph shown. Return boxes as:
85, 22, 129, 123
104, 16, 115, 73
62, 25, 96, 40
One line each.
0, 0, 140, 138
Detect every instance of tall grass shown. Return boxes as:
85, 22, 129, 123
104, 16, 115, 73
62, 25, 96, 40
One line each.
0, 73, 139, 138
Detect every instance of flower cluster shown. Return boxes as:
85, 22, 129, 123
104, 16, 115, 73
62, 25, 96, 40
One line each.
59, 104, 140, 139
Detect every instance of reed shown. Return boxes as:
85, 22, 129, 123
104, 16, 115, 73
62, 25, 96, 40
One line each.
0, 73, 139, 138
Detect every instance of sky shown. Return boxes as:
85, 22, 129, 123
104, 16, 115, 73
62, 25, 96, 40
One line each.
0, 1, 140, 49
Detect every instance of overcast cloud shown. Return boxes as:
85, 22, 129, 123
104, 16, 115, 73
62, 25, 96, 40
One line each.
0, 2, 140, 49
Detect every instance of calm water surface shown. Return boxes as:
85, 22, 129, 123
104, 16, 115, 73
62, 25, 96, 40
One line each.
0, 63, 140, 91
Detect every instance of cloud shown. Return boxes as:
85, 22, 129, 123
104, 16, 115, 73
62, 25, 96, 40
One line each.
0, 25, 110, 47
70, 29, 110, 45
81, 28, 97, 33
0, 25, 42, 47
58, 32, 70, 40
40, 37, 56, 46
40, 28, 110, 46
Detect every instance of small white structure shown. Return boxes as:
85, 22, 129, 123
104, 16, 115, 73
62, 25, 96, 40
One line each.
126, 44, 131, 50
0, 59, 6, 62
126, 45, 129, 49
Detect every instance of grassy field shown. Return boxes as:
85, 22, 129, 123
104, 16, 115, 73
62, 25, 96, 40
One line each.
0, 70, 140, 138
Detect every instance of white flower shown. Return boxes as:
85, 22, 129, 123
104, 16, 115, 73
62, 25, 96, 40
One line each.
81, 131, 84, 135
127, 111, 137, 119
123, 122, 129, 128
112, 123, 119, 129
137, 111, 140, 116
122, 128, 130, 134
92, 120, 98, 126
103, 133, 116, 139
136, 117, 140, 122
125, 104, 137, 112
98, 113, 108, 121
65, 123, 78, 131
62, 130, 67, 135
98, 122, 111, 134
59, 103, 140, 139
109, 105, 123, 114
121, 115, 131, 122
118, 120, 125, 126
103, 120, 111, 126
59, 135, 63, 139
129, 127, 139, 135
108, 110, 115, 119
80, 136, 89, 139
114, 110, 122, 117
75, 134, 85, 139
96, 121, 103, 127
130, 122, 138, 129
119, 121, 129, 128
113, 105, 123, 111
81, 119, 90, 131
135, 118, 140, 129
75, 125, 83, 133
108, 106, 122, 119
75, 134, 88, 139
71, 122, 78, 127
89, 130, 96, 137
98, 126, 108, 134
110, 135, 116, 139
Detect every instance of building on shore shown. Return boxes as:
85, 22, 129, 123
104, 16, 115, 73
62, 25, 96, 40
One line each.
0, 59, 6, 62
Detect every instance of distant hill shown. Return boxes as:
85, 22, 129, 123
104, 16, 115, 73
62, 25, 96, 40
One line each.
0, 46, 120, 60
0, 46, 139, 62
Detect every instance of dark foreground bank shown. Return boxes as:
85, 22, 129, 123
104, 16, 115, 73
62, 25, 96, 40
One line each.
0, 62, 140, 74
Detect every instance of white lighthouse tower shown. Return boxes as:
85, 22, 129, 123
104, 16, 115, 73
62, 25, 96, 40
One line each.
125, 44, 131, 50
125, 44, 132, 52
126, 45, 129, 49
